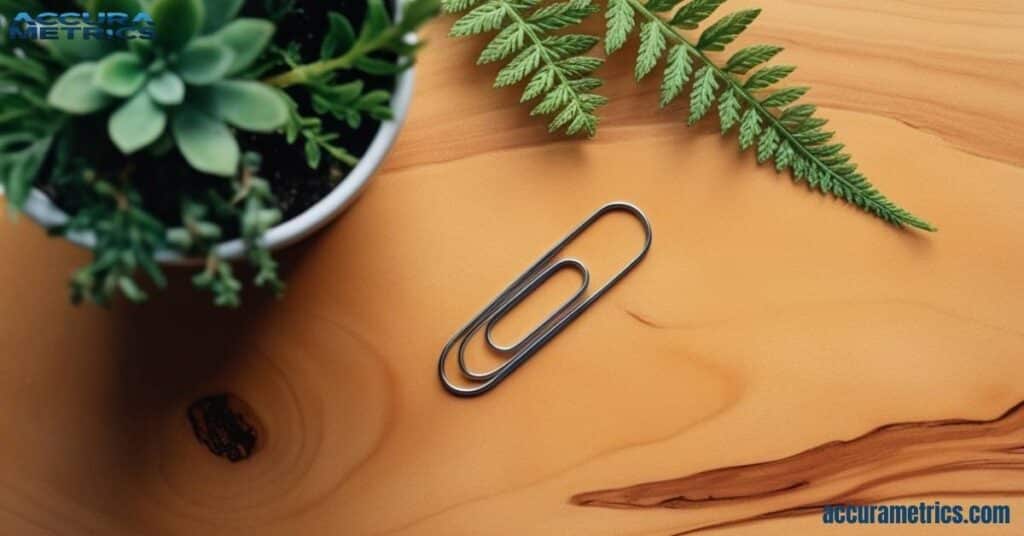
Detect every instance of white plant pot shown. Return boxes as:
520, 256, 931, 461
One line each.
18, 67, 414, 266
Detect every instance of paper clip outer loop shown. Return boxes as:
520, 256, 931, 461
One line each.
437, 202, 653, 397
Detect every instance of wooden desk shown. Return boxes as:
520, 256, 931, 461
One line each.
1, 1, 1022, 534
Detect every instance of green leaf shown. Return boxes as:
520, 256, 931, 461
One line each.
479, 24, 526, 64
322, 12, 357, 59
645, 0, 682, 13
756, 125, 778, 163
305, 138, 322, 169
201, 81, 289, 132
93, 52, 147, 98
717, 87, 740, 132
177, 40, 235, 85
495, 45, 541, 86
779, 103, 815, 129
201, 0, 243, 33
45, 36, 116, 64
209, 19, 276, 76
544, 34, 600, 58
401, 0, 443, 32
697, 9, 760, 52
687, 65, 718, 125
152, 0, 205, 52
635, 22, 665, 80
362, 0, 393, 39
670, 0, 726, 29
724, 44, 782, 74
451, 2, 508, 36
737, 108, 761, 150
774, 139, 794, 171
354, 56, 405, 75
47, 63, 114, 114
109, 92, 168, 154
530, 0, 597, 31
172, 106, 239, 176
744, 65, 795, 90
522, 66, 556, 100
605, 0, 635, 54
146, 71, 185, 105
761, 86, 808, 108
659, 44, 691, 107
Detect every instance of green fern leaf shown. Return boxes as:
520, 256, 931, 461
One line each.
495, 44, 542, 86
442, 0, 481, 13
645, 0, 683, 12
447, 0, 935, 230
605, 0, 635, 53
659, 44, 693, 107
449, 2, 508, 36
688, 65, 718, 125
756, 124, 778, 163
738, 108, 761, 150
529, 0, 598, 31
478, 24, 526, 63
696, 9, 760, 51
636, 22, 666, 80
717, 87, 740, 132
774, 139, 794, 170
670, 0, 727, 29
744, 64, 794, 90
761, 86, 808, 107
724, 44, 782, 74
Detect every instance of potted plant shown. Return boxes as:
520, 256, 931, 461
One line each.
0, 0, 438, 306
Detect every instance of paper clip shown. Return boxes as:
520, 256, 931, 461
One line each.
438, 202, 653, 397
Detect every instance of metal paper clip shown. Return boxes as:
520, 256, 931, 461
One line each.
438, 202, 653, 397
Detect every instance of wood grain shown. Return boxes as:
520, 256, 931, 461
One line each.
572, 400, 1024, 534
0, 1, 1023, 535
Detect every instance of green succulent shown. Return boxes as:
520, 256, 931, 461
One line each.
45, 0, 289, 177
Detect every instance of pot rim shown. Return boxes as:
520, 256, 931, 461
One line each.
16, 66, 415, 266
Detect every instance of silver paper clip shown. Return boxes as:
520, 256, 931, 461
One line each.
438, 202, 653, 397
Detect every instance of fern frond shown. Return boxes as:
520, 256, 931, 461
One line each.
446, 0, 607, 136
599, 0, 934, 231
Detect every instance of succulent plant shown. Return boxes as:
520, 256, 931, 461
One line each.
45, 0, 289, 177
1, 0, 439, 307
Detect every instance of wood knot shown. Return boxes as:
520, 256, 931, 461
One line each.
187, 393, 260, 463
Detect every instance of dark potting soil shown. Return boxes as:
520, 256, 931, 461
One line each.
40, 0, 396, 229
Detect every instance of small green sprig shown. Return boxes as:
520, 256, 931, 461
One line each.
166, 153, 284, 307
268, 0, 438, 169
446, 0, 934, 231
58, 176, 168, 306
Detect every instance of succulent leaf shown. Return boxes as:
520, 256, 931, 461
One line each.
177, 40, 235, 85
171, 106, 239, 177
146, 71, 186, 105
47, 63, 114, 114
109, 92, 167, 153
94, 52, 148, 98
152, 0, 205, 52
322, 12, 357, 59
209, 19, 276, 76
200, 81, 289, 132
201, 0, 244, 34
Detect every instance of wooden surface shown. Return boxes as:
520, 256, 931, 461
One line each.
1, 1, 1024, 534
